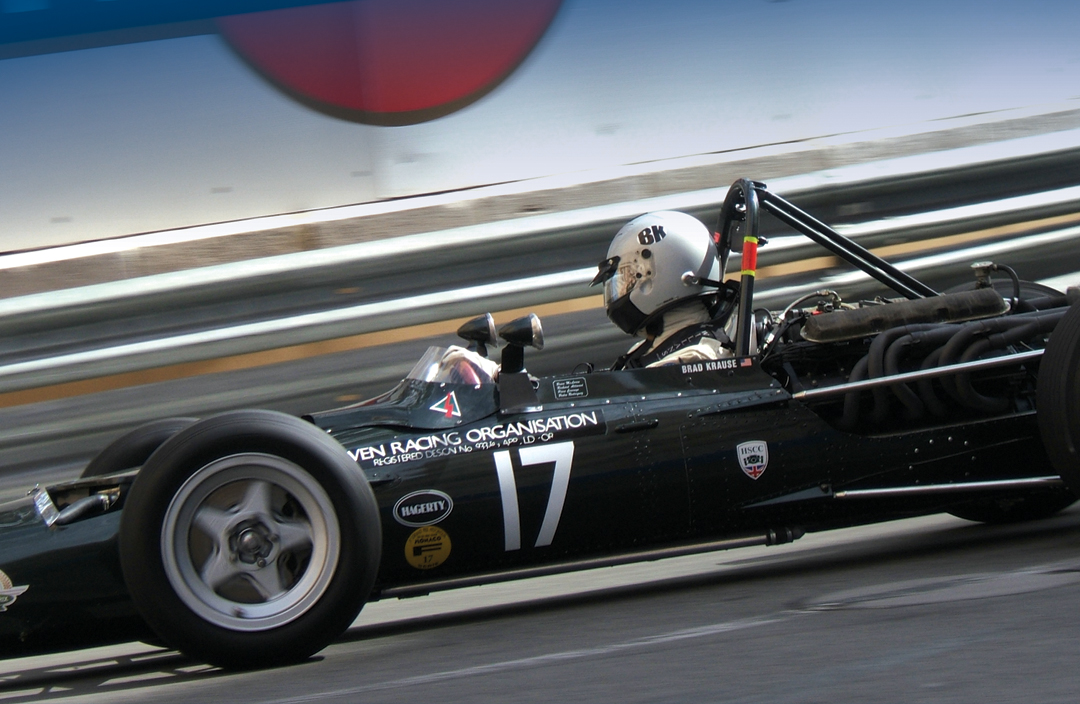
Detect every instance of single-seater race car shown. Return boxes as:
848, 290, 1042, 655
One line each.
2, 178, 1080, 669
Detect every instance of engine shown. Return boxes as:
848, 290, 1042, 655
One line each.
756, 278, 1075, 433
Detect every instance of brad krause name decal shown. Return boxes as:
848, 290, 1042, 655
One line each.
348, 411, 605, 468
681, 357, 753, 375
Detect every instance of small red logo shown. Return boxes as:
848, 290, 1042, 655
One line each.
430, 391, 461, 418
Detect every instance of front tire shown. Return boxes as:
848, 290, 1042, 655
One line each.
119, 410, 381, 669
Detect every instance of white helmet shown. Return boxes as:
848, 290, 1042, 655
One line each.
591, 211, 720, 335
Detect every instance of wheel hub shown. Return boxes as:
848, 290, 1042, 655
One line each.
233, 523, 275, 565
161, 453, 341, 631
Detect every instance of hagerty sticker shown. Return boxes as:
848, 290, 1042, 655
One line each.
347, 410, 605, 468
405, 526, 451, 570
394, 490, 453, 527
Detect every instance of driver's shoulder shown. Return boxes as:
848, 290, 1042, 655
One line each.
647, 337, 729, 368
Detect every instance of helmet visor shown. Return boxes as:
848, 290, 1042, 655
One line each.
591, 255, 620, 285
602, 264, 638, 310
603, 262, 651, 334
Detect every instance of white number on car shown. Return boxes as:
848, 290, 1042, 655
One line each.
493, 441, 575, 551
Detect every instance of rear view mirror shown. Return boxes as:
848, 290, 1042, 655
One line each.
457, 313, 498, 357
724, 216, 746, 254
498, 313, 544, 350
498, 313, 544, 376
717, 188, 747, 255
717, 179, 765, 258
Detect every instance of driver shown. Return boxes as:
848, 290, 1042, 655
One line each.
439, 345, 500, 385
591, 211, 737, 369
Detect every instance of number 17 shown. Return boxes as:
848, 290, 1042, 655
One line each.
493, 441, 575, 551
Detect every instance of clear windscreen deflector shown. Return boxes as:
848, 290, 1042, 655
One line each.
405, 346, 496, 386
307, 347, 499, 432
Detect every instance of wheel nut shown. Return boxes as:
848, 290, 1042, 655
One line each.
239, 528, 263, 553
257, 558, 266, 568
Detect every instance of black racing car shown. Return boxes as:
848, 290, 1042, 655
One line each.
3, 178, 1080, 669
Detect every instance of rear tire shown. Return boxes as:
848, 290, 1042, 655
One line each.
119, 410, 381, 669
81, 418, 197, 478
1038, 302, 1080, 492
947, 490, 1076, 524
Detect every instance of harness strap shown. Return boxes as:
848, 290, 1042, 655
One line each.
623, 322, 731, 369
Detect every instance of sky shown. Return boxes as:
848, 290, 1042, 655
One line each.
2, 0, 1079, 249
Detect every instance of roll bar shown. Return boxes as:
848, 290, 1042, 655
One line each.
716, 179, 939, 355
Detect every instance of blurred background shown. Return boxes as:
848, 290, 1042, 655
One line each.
1, 0, 1079, 486
3, 2, 1080, 698
3, 0, 1080, 246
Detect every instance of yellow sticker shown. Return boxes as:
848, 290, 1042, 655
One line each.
0, 569, 28, 612
404, 526, 452, 570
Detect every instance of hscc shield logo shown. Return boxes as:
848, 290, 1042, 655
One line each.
737, 441, 769, 480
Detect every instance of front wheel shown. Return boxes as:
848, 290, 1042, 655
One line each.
119, 410, 381, 669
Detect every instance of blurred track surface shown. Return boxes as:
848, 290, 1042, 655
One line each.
4, 508, 1080, 702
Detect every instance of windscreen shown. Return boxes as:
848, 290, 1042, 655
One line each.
406, 346, 495, 386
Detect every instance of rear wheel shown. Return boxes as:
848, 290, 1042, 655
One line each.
81, 417, 196, 478
952, 292, 1079, 522
1038, 302, 1080, 493
947, 490, 1076, 524
119, 410, 381, 669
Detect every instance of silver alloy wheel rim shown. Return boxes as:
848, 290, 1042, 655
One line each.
161, 453, 340, 632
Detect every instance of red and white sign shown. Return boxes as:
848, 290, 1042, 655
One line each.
429, 391, 461, 418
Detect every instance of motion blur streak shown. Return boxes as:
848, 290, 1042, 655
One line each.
3, 208, 1078, 408
0, 297, 603, 409
267, 615, 785, 702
